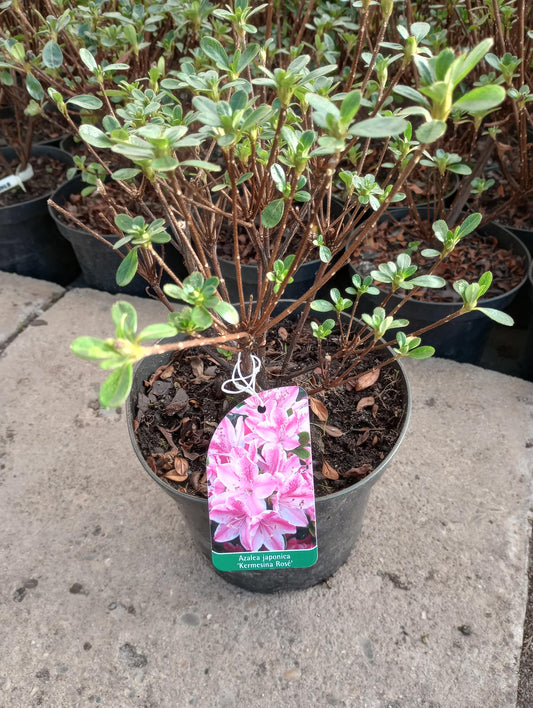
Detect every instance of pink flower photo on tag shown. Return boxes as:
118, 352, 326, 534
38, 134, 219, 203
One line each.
207, 386, 318, 571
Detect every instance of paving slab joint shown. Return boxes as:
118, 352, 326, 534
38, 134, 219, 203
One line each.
0, 287, 67, 354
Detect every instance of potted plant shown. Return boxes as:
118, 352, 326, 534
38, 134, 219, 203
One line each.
1, 0, 213, 291
338, 14, 533, 364
55, 4, 513, 592
0, 47, 78, 283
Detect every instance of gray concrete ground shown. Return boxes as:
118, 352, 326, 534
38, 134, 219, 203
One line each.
0, 271, 532, 708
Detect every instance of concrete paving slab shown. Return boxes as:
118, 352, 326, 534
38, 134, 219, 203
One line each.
0, 277, 532, 708
0, 272, 64, 347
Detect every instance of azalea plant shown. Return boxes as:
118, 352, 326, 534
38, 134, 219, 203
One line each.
403, 0, 533, 227
0, 0, 199, 166
58, 1, 511, 411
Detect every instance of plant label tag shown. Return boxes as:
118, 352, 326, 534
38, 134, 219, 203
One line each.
0, 163, 34, 194
207, 386, 318, 572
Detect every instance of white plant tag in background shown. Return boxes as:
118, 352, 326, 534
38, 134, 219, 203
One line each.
0, 163, 34, 195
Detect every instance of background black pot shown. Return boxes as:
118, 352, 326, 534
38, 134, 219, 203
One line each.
218, 254, 322, 302
346, 207, 530, 365
500, 223, 533, 258
0, 145, 79, 285
126, 302, 412, 593
49, 176, 188, 297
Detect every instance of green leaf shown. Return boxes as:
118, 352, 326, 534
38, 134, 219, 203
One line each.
408, 275, 446, 288
79, 124, 113, 148
181, 159, 221, 172
191, 305, 212, 330
152, 157, 179, 172
71, 336, 115, 361
101, 62, 130, 73
201, 37, 229, 69
453, 85, 506, 113
416, 120, 446, 143
160, 78, 182, 90
340, 90, 361, 123
116, 249, 138, 286
67, 94, 103, 110
435, 48, 456, 81
99, 364, 133, 408
42, 40, 63, 69
475, 307, 514, 326
292, 446, 310, 460
408, 346, 435, 359
80, 48, 98, 73
138, 323, 177, 341
447, 164, 472, 175
25, 73, 43, 101
477, 271, 493, 297
102, 115, 121, 132
0, 69, 14, 86
111, 301, 137, 339
163, 284, 184, 301
447, 38, 493, 87
261, 198, 285, 228
319, 245, 332, 263
230, 89, 248, 111
112, 168, 141, 181
458, 212, 482, 237
394, 84, 430, 106
298, 431, 310, 446
115, 214, 134, 231
213, 301, 239, 325
351, 116, 408, 138
237, 44, 259, 74
310, 300, 334, 312
151, 231, 171, 244
8, 42, 25, 64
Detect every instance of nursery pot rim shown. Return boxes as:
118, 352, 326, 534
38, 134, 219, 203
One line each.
0, 145, 73, 211
48, 175, 176, 243
217, 252, 321, 270
47, 174, 116, 238
126, 319, 412, 506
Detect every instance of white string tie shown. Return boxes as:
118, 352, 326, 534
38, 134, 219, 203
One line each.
221, 353, 262, 397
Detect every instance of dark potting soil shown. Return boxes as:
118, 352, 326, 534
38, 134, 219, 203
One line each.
478, 178, 533, 232
351, 215, 527, 302
0, 154, 69, 207
134, 320, 407, 500
57, 181, 165, 234
0, 113, 71, 146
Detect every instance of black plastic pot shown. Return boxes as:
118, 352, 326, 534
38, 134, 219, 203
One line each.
501, 223, 533, 258
36, 103, 83, 148
58, 134, 80, 154
48, 176, 187, 296
126, 303, 412, 593
218, 255, 322, 302
0, 146, 79, 284
348, 208, 531, 364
